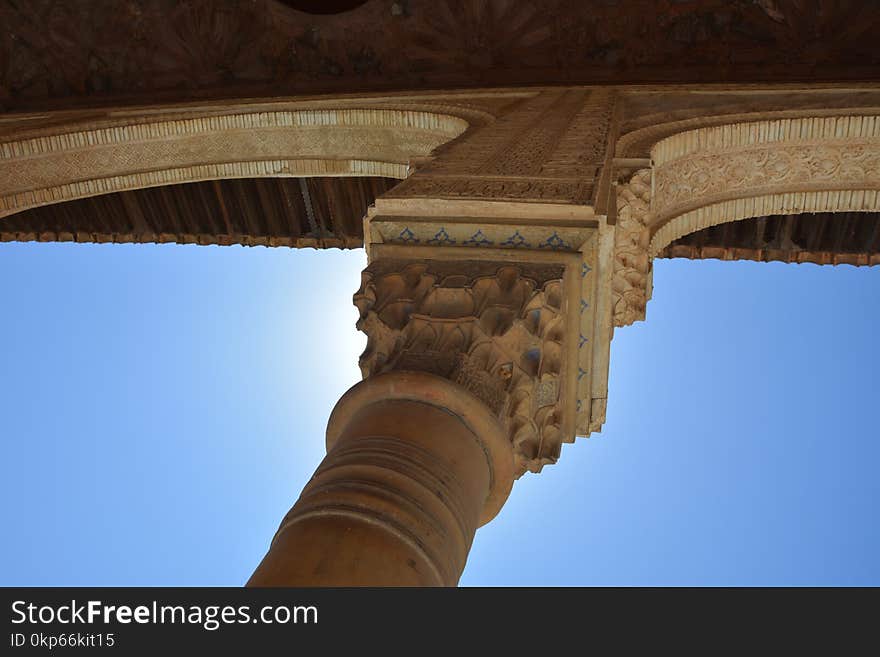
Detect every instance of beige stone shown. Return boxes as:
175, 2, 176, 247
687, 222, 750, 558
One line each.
2, 84, 879, 586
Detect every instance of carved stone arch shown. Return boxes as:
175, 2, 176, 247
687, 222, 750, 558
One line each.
0, 101, 472, 220
615, 104, 880, 160
647, 115, 880, 257
612, 115, 880, 327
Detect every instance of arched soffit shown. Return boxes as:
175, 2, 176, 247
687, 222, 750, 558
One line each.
0, 105, 471, 220
647, 115, 880, 257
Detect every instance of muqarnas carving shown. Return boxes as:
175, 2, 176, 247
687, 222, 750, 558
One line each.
354, 260, 568, 476
612, 168, 652, 327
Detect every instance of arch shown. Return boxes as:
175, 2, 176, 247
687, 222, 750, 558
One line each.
0, 104, 471, 220
647, 115, 880, 256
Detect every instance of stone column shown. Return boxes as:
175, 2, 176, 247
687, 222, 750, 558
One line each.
250, 88, 620, 585
250, 231, 594, 586
247, 372, 513, 586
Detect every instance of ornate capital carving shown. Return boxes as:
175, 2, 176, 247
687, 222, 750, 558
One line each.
354, 259, 569, 477
612, 169, 652, 327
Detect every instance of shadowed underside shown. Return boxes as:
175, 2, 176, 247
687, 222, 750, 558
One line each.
658, 211, 880, 266
3, 0, 880, 113
0, 177, 396, 249
2, 177, 879, 268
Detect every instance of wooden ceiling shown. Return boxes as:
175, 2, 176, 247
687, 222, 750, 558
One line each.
658, 211, 880, 266
0, 177, 396, 249
2, 0, 879, 112
2, 178, 879, 268
4, 2, 878, 264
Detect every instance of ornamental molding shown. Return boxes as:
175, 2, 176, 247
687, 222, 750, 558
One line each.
616, 105, 880, 159
381, 176, 593, 204
648, 115, 880, 255
612, 169, 652, 328
371, 220, 594, 253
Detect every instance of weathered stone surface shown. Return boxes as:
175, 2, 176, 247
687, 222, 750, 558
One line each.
355, 259, 568, 476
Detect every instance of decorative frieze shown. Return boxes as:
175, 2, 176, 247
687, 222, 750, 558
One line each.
371, 220, 592, 253
649, 115, 880, 255
384, 88, 614, 206
381, 176, 592, 204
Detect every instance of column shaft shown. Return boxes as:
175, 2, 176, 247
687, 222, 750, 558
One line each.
248, 373, 512, 586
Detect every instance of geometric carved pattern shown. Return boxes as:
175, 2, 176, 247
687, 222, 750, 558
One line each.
381, 176, 589, 204
386, 88, 612, 205
354, 259, 567, 476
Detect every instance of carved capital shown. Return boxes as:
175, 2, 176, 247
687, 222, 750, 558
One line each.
354, 258, 569, 476
612, 169, 652, 327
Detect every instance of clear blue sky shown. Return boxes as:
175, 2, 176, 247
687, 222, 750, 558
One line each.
1, 240, 877, 586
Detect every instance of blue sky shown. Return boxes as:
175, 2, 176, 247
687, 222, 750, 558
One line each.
1, 240, 877, 586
